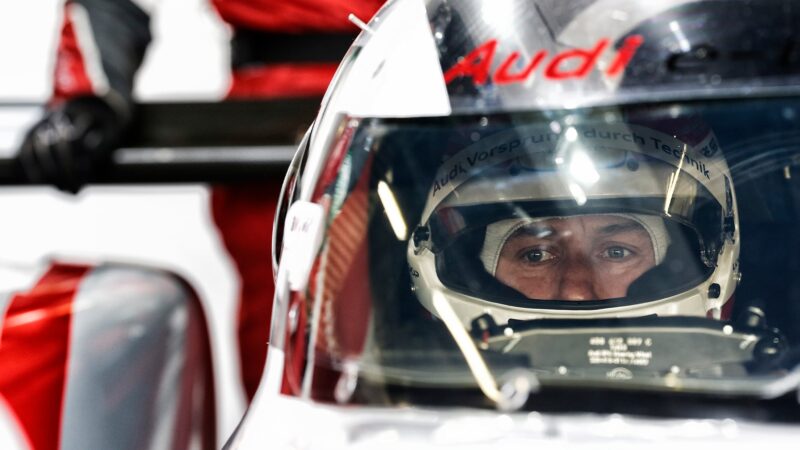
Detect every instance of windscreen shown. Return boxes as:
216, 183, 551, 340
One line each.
294, 98, 800, 408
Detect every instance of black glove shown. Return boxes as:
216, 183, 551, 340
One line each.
19, 96, 131, 193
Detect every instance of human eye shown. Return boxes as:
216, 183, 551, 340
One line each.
521, 247, 557, 264
601, 246, 634, 260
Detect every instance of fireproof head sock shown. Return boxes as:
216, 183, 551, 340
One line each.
479, 214, 671, 276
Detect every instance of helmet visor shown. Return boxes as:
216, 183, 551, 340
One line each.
422, 120, 728, 305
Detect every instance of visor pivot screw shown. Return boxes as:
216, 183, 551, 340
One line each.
753, 337, 785, 363
708, 283, 721, 299
741, 307, 766, 329
470, 314, 499, 340
412, 226, 430, 248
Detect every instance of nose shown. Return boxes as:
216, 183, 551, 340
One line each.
557, 255, 598, 301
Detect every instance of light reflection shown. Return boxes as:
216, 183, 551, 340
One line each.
565, 127, 578, 142
567, 181, 588, 206
432, 291, 501, 403
555, 127, 600, 205
4, 308, 49, 327
669, 21, 691, 52
482, 0, 515, 31
663, 144, 687, 216
568, 149, 600, 185
377, 180, 408, 240
610, 10, 629, 21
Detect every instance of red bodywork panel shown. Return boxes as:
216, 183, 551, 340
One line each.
0, 264, 217, 450
0, 264, 89, 450
228, 63, 339, 99
212, 0, 384, 32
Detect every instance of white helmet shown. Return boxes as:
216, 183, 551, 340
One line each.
407, 118, 741, 329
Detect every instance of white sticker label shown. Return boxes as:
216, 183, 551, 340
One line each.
283, 201, 326, 292
587, 335, 653, 367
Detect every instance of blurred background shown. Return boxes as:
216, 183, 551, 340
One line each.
0, 0, 249, 442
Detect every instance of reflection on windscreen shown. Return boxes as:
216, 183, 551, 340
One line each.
303, 98, 800, 407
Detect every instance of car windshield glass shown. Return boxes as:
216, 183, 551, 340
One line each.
293, 97, 800, 409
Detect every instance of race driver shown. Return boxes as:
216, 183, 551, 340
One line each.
20, 0, 384, 402
481, 214, 667, 301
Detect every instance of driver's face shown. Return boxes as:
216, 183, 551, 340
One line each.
494, 215, 656, 301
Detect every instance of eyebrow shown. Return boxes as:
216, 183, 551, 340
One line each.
510, 220, 647, 240
512, 224, 554, 239
597, 222, 647, 236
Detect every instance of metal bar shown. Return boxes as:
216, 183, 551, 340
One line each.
114, 146, 297, 165
0, 99, 318, 185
